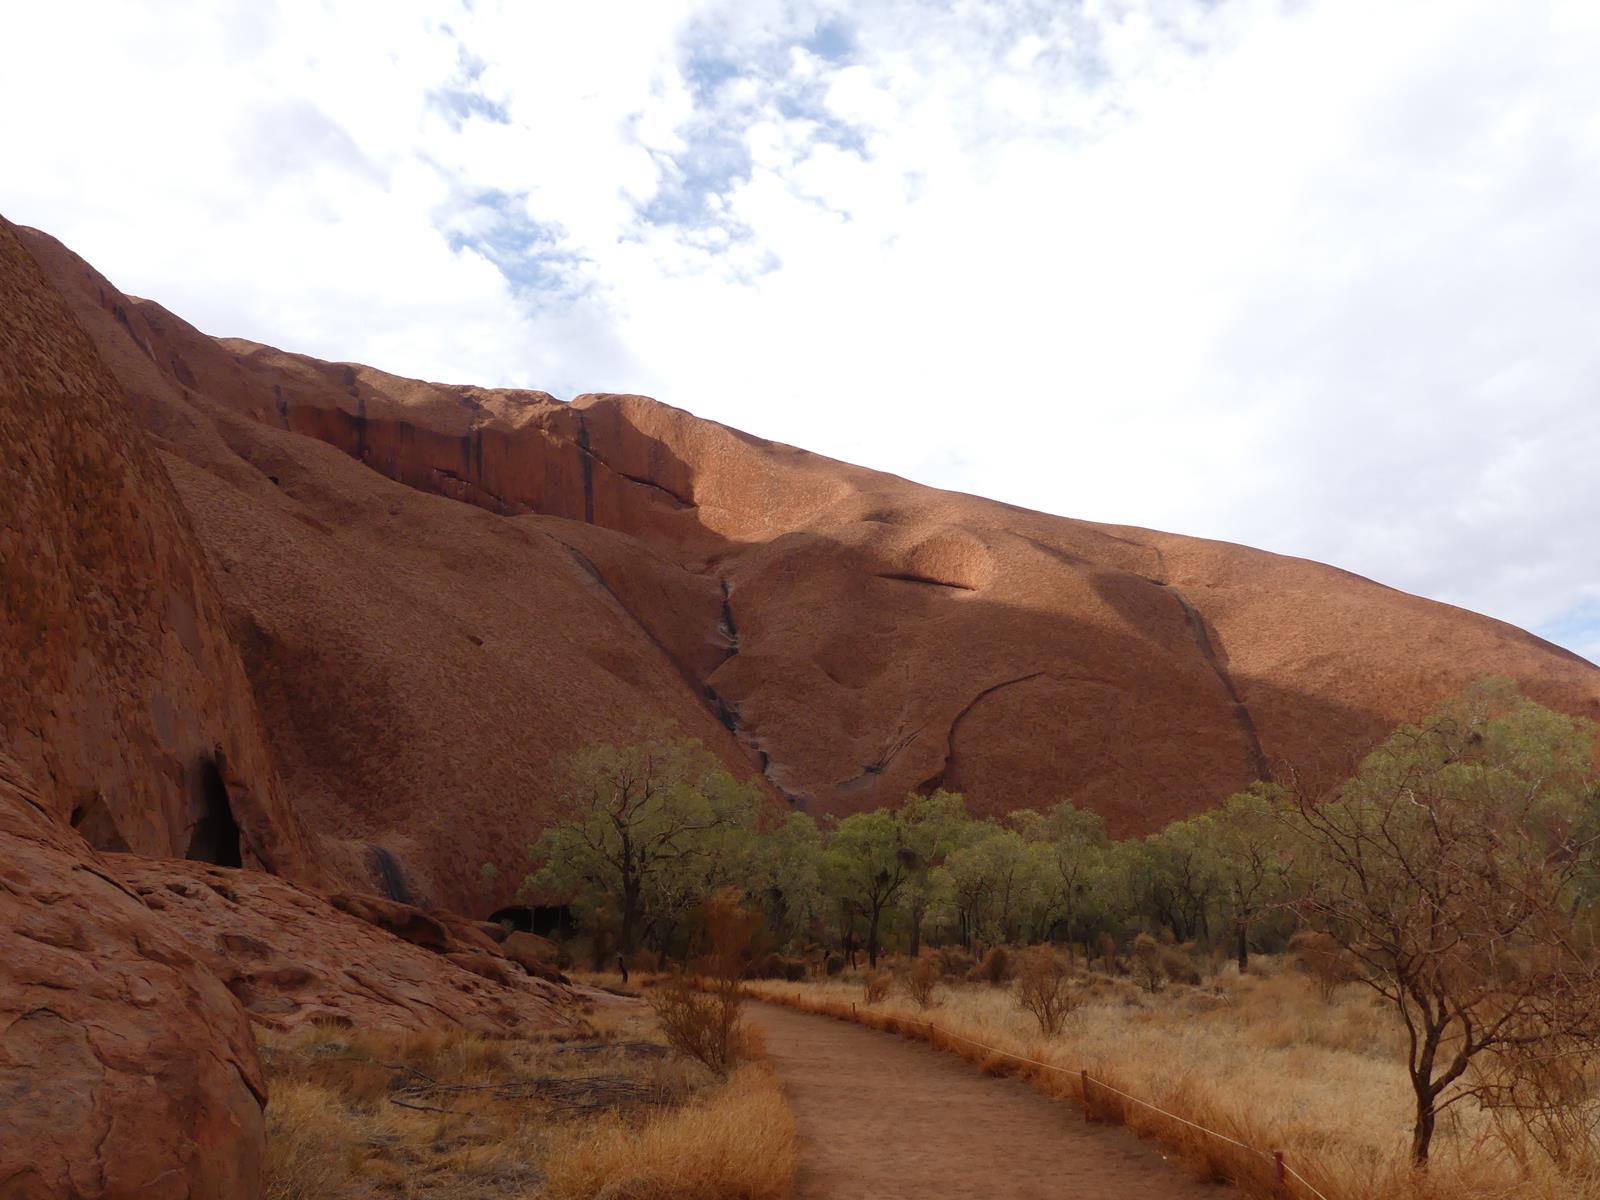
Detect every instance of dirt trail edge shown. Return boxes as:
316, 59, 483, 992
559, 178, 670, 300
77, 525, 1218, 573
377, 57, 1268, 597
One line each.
746, 1002, 1222, 1200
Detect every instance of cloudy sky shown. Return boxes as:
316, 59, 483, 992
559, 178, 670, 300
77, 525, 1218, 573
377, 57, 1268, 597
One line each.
5, 0, 1597, 660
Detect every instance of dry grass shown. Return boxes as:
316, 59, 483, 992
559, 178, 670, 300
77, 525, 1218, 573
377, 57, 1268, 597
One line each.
541, 1063, 794, 1200
747, 958, 1600, 1200
260, 999, 795, 1200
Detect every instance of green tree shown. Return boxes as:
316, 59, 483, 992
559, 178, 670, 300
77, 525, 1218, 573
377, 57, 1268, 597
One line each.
525, 734, 762, 955
1127, 820, 1218, 942
749, 812, 825, 947
822, 810, 913, 967
896, 789, 970, 956
1015, 802, 1109, 957
945, 824, 1032, 945
1282, 680, 1600, 1165
1201, 783, 1287, 972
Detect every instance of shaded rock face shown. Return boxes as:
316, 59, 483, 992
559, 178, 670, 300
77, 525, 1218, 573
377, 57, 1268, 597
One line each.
113, 858, 575, 1034
0, 215, 583, 1200
0, 754, 267, 1200
0, 217, 312, 878
15, 220, 1600, 919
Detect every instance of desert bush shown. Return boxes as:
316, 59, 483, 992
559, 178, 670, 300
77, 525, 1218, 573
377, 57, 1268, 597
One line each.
1095, 932, 1118, 973
1159, 943, 1202, 986
824, 952, 845, 976
1287, 930, 1362, 1003
907, 956, 938, 1009
933, 946, 974, 978
649, 973, 742, 1077
863, 973, 892, 1005
745, 952, 805, 981
968, 945, 1011, 985
1478, 1048, 1600, 1173
1130, 933, 1165, 993
649, 890, 754, 1077
1014, 946, 1077, 1036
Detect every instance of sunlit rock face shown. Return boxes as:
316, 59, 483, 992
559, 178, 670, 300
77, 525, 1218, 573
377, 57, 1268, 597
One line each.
15, 218, 1600, 920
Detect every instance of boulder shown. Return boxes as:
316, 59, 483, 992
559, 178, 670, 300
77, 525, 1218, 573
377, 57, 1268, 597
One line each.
503, 930, 569, 984
327, 892, 452, 952
0, 754, 266, 1200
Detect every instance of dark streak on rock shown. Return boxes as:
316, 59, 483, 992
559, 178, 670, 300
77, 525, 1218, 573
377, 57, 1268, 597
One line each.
875, 573, 976, 591
575, 413, 595, 524
917, 672, 1048, 793
368, 844, 413, 905
1164, 585, 1270, 782
717, 578, 738, 661
554, 539, 716, 731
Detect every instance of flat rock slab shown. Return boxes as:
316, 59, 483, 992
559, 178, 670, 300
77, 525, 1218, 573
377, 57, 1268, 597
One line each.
746, 1003, 1220, 1200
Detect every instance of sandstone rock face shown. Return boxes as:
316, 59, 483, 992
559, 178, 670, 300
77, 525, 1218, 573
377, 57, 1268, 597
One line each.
16, 220, 1600, 921
0, 753, 267, 1200
0, 217, 313, 878
112, 857, 575, 1034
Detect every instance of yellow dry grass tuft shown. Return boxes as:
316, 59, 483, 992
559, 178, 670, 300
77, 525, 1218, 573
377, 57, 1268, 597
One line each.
541, 1063, 796, 1200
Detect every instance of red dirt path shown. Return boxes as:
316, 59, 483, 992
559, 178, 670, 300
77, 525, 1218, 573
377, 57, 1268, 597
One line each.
746, 1002, 1221, 1199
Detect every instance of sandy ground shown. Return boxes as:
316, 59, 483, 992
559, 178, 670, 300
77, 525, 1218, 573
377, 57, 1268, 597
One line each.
746, 1002, 1222, 1200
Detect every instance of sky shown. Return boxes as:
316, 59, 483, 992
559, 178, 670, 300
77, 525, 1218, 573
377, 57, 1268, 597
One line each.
4, 0, 1598, 661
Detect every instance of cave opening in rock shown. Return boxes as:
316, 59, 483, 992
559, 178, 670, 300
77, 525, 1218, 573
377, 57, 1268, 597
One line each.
489, 904, 573, 937
185, 755, 242, 867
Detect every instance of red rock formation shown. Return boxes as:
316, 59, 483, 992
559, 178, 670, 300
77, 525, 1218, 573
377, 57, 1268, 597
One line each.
0, 753, 267, 1200
112, 857, 574, 1034
0, 217, 313, 878
2, 215, 581, 1200
15, 219, 1600, 923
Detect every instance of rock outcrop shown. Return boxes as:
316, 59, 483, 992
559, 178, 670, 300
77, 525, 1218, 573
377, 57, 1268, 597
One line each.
112, 857, 574, 1034
0, 753, 267, 1200
13, 218, 1600, 922
0, 217, 313, 878
1, 215, 580, 1200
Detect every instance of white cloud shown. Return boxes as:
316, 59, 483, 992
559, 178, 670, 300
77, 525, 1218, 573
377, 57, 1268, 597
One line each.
3, 0, 1598, 659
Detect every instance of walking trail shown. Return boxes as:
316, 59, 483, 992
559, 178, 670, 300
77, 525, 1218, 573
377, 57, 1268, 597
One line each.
746, 1002, 1221, 1200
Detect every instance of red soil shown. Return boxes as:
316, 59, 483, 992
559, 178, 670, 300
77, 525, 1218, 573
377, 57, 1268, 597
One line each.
747, 1002, 1220, 1199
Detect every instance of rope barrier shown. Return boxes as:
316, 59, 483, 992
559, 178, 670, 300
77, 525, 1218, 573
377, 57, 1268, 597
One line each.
906, 1016, 1333, 1200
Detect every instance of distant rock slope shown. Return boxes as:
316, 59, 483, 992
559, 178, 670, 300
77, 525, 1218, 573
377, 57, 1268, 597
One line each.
16, 220, 1600, 921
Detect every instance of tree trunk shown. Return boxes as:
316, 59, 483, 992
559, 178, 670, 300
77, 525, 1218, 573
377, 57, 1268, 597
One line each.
1410, 1030, 1442, 1165
1410, 1087, 1437, 1165
1236, 919, 1249, 973
620, 881, 640, 955
909, 904, 923, 958
868, 906, 881, 968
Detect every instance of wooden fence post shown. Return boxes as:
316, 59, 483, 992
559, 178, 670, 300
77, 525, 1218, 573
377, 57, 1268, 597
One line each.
1273, 1150, 1286, 1194
1081, 1070, 1091, 1123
